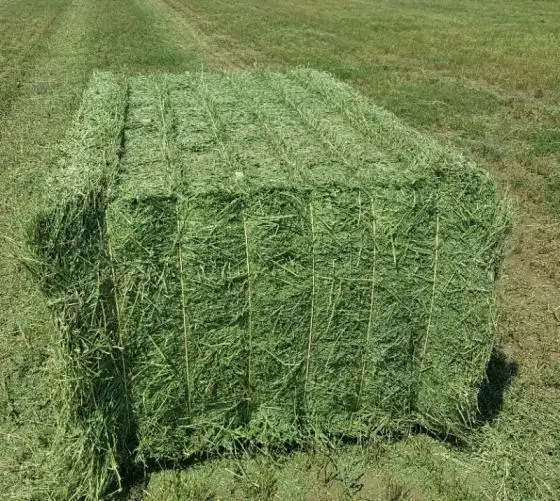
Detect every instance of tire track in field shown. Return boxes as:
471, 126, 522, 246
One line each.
0, 0, 72, 117
0, 0, 203, 325
144, 0, 261, 68
0, 1, 140, 494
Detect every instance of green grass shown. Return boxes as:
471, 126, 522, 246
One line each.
1, 0, 559, 499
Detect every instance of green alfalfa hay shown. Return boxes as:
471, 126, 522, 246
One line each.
114, 184, 508, 462
27, 68, 512, 498
109, 70, 511, 456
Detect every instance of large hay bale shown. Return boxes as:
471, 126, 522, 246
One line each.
28, 69, 510, 498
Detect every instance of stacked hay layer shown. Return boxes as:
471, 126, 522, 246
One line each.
28, 69, 510, 498
29, 71, 132, 499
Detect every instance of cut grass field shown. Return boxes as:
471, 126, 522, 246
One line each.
0, 0, 558, 499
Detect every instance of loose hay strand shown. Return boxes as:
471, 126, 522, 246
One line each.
242, 208, 254, 421
420, 212, 440, 370
304, 201, 316, 408
357, 198, 377, 411
176, 204, 192, 418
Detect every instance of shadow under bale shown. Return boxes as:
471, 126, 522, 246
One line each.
478, 348, 518, 424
